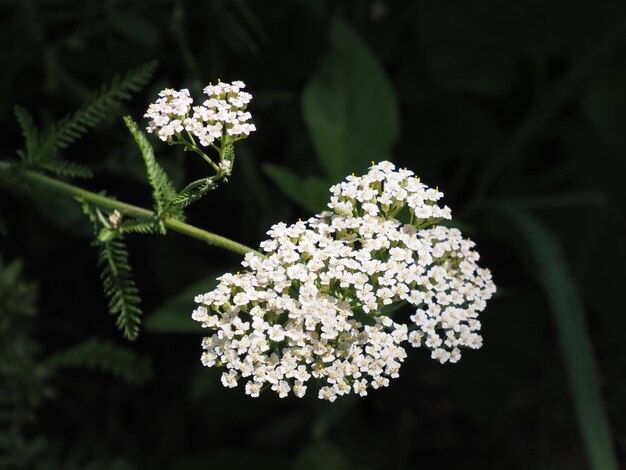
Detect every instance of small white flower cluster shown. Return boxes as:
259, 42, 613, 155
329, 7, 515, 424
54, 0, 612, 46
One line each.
144, 80, 256, 147
145, 88, 193, 141
193, 161, 496, 401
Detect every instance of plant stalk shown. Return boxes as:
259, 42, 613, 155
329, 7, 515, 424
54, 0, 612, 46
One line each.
0, 161, 261, 257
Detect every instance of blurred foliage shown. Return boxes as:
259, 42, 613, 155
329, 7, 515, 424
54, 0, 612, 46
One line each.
0, 256, 48, 467
0, 256, 152, 468
1, 0, 626, 468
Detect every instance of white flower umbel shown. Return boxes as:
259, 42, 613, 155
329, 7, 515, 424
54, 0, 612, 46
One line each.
145, 88, 193, 142
144, 80, 256, 179
193, 161, 496, 401
144, 81, 256, 146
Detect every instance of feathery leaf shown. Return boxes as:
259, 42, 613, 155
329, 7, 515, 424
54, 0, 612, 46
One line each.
13, 106, 39, 163
47, 338, 152, 385
37, 158, 93, 178
124, 115, 182, 226
38, 61, 158, 162
80, 201, 143, 340
98, 237, 142, 341
173, 180, 216, 208
121, 218, 156, 235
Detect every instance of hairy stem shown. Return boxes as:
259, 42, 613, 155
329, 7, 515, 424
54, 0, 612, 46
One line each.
0, 161, 261, 257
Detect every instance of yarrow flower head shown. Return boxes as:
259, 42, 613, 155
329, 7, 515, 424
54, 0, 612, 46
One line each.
145, 80, 255, 146
144, 80, 255, 180
192, 161, 496, 401
145, 88, 194, 142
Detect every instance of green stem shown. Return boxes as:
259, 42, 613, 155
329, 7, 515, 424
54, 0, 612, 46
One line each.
176, 133, 220, 172
179, 177, 212, 194
1, 162, 261, 257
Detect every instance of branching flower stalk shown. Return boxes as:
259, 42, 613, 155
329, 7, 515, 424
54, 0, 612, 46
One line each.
2, 74, 260, 341
144, 80, 255, 181
0, 161, 258, 257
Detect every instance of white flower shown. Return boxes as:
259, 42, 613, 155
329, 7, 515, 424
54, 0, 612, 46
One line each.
193, 161, 496, 400
219, 159, 233, 175
145, 88, 193, 141
145, 81, 255, 146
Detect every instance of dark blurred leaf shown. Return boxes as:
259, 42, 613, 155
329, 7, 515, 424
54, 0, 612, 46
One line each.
0, 256, 50, 467
311, 397, 357, 439
302, 18, 399, 182
111, 11, 158, 46
419, 0, 625, 97
419, 0, 517, 96
47, 338, 152, 385
558, 118, 626, 209
409, 95, 502, 161
576, 208, 626, 338
582, 61, 626, 154
500, 205, 618, 470
171, 451, 288, 470
475, 17, 626, 200
31, 191, 91, 237
263, 163, 329, 213
0, 257, 37, 317
292, 440, 352, 470
516, 0, 622, 58
145, 276, 220, 334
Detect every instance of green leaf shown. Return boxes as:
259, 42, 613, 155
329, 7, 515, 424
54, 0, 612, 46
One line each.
120, 218, 156, 235
302, 19, 399, 182
47, 338, 152, 385
145, 276, 221, 334
124, 116, 181, 225
263, 163, 329, 213
38, 61, 158, 162
80, 202, 143, 340
98, 237, 143, 341
13, 106, 39, 163
173, 180, 215, 209
37, 158, 93, 178
500, 204, 618, 470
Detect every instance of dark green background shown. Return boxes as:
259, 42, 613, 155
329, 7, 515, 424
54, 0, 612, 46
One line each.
1, 0, 626, 468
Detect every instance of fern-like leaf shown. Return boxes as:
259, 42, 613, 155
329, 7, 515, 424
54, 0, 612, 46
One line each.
98, 237, 142, 341
0, 162, 25, 193
171, 142, 232, 208
80, 201, 144, 340
121, 218, 156, 235
37, 158, 93, 178
13, 106, 39, 163
222, 141, 235, 174
124, 116, 183, 227
174, 180, 216, 208
38, 61, 158, 161
47, 338, 152, 385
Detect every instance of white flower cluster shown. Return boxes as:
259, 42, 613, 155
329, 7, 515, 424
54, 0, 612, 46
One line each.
193, 161, 496, 401
144, 80, 256, 146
